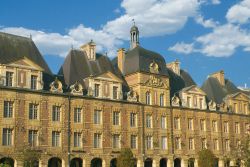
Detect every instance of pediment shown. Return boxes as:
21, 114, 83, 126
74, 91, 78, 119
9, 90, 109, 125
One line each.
182, 85, 206, 95
230, 92, 250, 101
10, 57, 44, 71
95, 71, 123, 83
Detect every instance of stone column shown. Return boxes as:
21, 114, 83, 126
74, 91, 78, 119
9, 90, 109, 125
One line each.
194, 159, 199, 167
181, 159, 188, 167
14, 160, 23, 167
218, 159, 224, 167
230, 160, 236, 167
102, 159, 106, 167
152, 159, 158, 167
137, 159, 144, 167
167, 158, 173, 167
82, 159, 86, 167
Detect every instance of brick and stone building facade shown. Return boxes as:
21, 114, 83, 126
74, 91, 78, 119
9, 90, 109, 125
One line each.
0, 26, 249, 167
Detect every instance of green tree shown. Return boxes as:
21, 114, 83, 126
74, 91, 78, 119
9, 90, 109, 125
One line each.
234, 136, 250, 167
19, 147, 41, 167
198, 149, 217, 167
117, 148, 135, 167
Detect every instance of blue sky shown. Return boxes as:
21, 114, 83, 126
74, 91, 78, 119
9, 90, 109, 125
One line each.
1, 0, 250, 87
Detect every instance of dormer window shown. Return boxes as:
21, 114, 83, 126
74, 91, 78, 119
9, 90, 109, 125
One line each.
199, 98, 203, 109
193, 96, 197, 107
146, 92, 151, 105
187, 96, 191, 108
31, 75, 37, 90
94, 84, 100, 97
6, 71, 13, 87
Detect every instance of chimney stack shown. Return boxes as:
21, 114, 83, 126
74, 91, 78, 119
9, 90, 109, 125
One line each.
210, 70, 225, 86
117, 48, 125, 74
80, 40, 96, 61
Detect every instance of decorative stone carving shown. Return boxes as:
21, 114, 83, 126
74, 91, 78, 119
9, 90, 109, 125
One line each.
208, 100, 216, 111
143, 75, 169, 89
171, 95, 180, 107
127, 88, 138, 102
149, 60, 159, 74
50, 77, 63, 93
70, 81, 83, 95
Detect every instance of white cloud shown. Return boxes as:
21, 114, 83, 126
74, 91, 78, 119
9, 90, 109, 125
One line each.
226, 0, 250, 24
211, 0, 220, 5
0, 25, 123, 57
195, 15, 219, 28
169, 24, 250, 57
169, 42, 195, 54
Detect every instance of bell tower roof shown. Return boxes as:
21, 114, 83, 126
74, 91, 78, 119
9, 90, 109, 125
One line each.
130, 20, 139, 49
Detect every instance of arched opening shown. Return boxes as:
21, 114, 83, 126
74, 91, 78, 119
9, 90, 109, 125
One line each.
214, 158, 219, 167
174, 158, 181, 167
91, 158, 102, 167
160, 158, 167, 167
236, 159, 241, 167
70, 158, 83, 167
144, 158, 153, 167
188, 158, 195, 167
133, 158, 137, 167
224, 159, 230, 167
0, 157, 14, 167
24, 159, 39, 167
110, 158, 117, 167
48, 157, 62, 167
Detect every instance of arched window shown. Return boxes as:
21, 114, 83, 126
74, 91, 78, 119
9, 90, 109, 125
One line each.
160, 94, 164, 106
146, 92, 151, 105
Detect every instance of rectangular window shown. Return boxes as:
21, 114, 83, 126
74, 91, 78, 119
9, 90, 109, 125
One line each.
2, 128, 12, 146
235, 122, 240, 134
94, 110, 102, 124
28, 130, 38, 147
160, 94, 164, 106
74, 132, 82, 147
74, 108, 82, 123
161, 136, 167, 150
200, 119, 206, 131
146, 114, 152, 128
201, 138, 207, 149
94, 133, 102, 148
224, 121, 229, 133
29, 103, 38, 120
189, 138, 194, 150
225, 139, 230, 151
199, 98, 203, 109
113, 86, 118, 99
161, 116, 167, 129
52, 106, 60, 122
94, 84, 100, 97
174, 117, 180, 130
6, 71, 13, 87
112, 134, 120, 148
188, 118, 193, 130
131, 135, 137, 149
233, 103, 237, 113
3, 101, 13, 118
212, 120, 218, 132
130, 113, 137, 127
187, 96, 191, 107
146, 136, 153, 149
31, 75, 37, 90
113, 112, 120, 126
175, 137, 181, 150
193, 96, 197, 107
213, 139, 219, 150
52, 131, 60, 147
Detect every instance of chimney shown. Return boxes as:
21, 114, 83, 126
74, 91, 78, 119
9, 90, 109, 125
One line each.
117, 48, 125, 74
210, 70, 225, 86
80, 40, 96, 60
166, 59, 180, 76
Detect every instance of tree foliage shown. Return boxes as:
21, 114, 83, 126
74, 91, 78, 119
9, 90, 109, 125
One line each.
19, 147, 41, 167
198, 149, 217, 167
233, 136, 250, 167
117, 148, 135, 167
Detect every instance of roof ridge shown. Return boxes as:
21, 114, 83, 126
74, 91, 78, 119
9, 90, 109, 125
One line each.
0, 31, 32, 41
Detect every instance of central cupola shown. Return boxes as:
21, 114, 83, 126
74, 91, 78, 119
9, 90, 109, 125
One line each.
130, 22, 139, 49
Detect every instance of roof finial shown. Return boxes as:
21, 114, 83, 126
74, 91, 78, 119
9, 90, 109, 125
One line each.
29, 34, 32, 39
132, 19, 135, 26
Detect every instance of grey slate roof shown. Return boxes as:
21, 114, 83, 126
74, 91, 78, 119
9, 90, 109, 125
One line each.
58, 49, 124, 87
167, 68, 196, 98
201, 77, 240, 104
123, 46, 169, 76
0, 32, 51, 74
